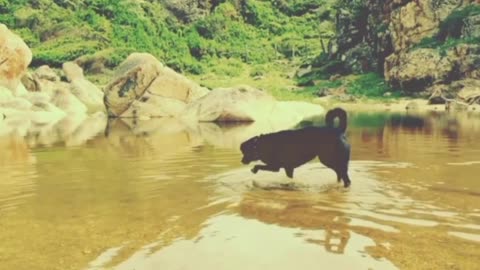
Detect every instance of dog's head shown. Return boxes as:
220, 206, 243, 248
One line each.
240, 135, 261, 164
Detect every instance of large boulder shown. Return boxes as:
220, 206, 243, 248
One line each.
182, 85, 324, 125
104, 53, 163, 117
463, 14, 480, 39
385, 48, 453, 92
104, 53, 208, 118
121, 95, 187, 119
0, 86, 67, 136
0, 24, 32, 92
50, 88, 88, 115
148, 65, 209, 103
21, 65, 70, 98
455, 79, 480, 104
446, 44, 480, 80
63, 62, 105, 112
21, 72, 41, 92
427, 79, 480, 105
182, 85, 276, 122
34, 65, 60, 82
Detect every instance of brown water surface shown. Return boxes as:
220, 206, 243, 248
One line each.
0, 111, 479, 270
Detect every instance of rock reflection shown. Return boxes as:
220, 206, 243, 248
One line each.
1, 110, 480, 270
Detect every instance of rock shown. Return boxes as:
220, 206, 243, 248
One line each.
343, 42, 376, 73
427, 84, 450, 105
336, 94, 356, 102
121, 95, 187, 119
405, 101, 419, 110
104, 53, 208, 118
189, 101, 324, 149
385, 49, 453, 92
104, 53, 163, 117
0, 85, 66, 132
75, 53, 108, 74
51, 88, 88, 115
34, 65, 60, 82
446, 44, 480, 80
0, 24, 32, 91
270, 101, 324, 125
463, 14, 480, 39
317, 88, 329, 97
13, 83, 29, 97
329, 74, 341, 81
70, 79, 105, 112
455, 79, 480, 104
22, 92, 52, 105
326, 0, 474, 91
182, 85, 324, 138
163, 0, 208, 22
147, 64, 209, 103
427, 79, 480, 105
64, 112, 107, 146
389, 2, 440, 53
21, 72, 41, 92
63, 61, 85, 82
28, 99, 66, 125
182, 85, 276, 122
61, 62, 105, 112
296, 65, 312, 78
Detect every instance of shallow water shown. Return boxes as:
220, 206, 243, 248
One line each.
0, 111, 479, 270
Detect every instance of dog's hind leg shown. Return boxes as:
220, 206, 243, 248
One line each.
339, 170, 351, 188
284, 167, 294, 178
252, 164, 280, 174
335, 170, 342, 183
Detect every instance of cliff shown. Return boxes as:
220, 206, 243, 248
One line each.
317, 0, 480, 103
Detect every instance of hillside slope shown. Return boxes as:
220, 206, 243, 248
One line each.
0, 0, 336, 76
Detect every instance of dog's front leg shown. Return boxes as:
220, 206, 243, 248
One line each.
284, 167, 294, 178
251, 165, 280, 174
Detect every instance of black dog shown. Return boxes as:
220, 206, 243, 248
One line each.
240, 108, 352, 187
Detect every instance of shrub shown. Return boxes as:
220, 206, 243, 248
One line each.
347, 73, 398, 97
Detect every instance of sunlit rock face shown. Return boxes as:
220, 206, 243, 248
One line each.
103, 53, 209, 119
181, 85, 325, 135
63, 62, 105, 113
0, 24, 32, 92
103, 53, 325, 125
0, 24, 106, 139
328, 0, 480, 99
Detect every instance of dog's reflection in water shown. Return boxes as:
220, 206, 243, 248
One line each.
240, 108, 352, 187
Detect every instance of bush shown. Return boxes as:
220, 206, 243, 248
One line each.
32, 38, 102, 67
347, 73, 398, 97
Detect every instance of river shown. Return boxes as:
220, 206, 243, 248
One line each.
0, 110, 479, 270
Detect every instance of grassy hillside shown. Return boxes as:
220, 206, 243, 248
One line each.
0, 0, 336, 76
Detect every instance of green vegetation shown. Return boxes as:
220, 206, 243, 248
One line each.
346, 73, 400, 98
413, 4, 480, 55
0, 0, 336, 74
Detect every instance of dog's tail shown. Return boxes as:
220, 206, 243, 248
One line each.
326, 108, 347, 133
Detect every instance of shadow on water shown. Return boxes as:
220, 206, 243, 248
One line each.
0, 110, 480, 270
